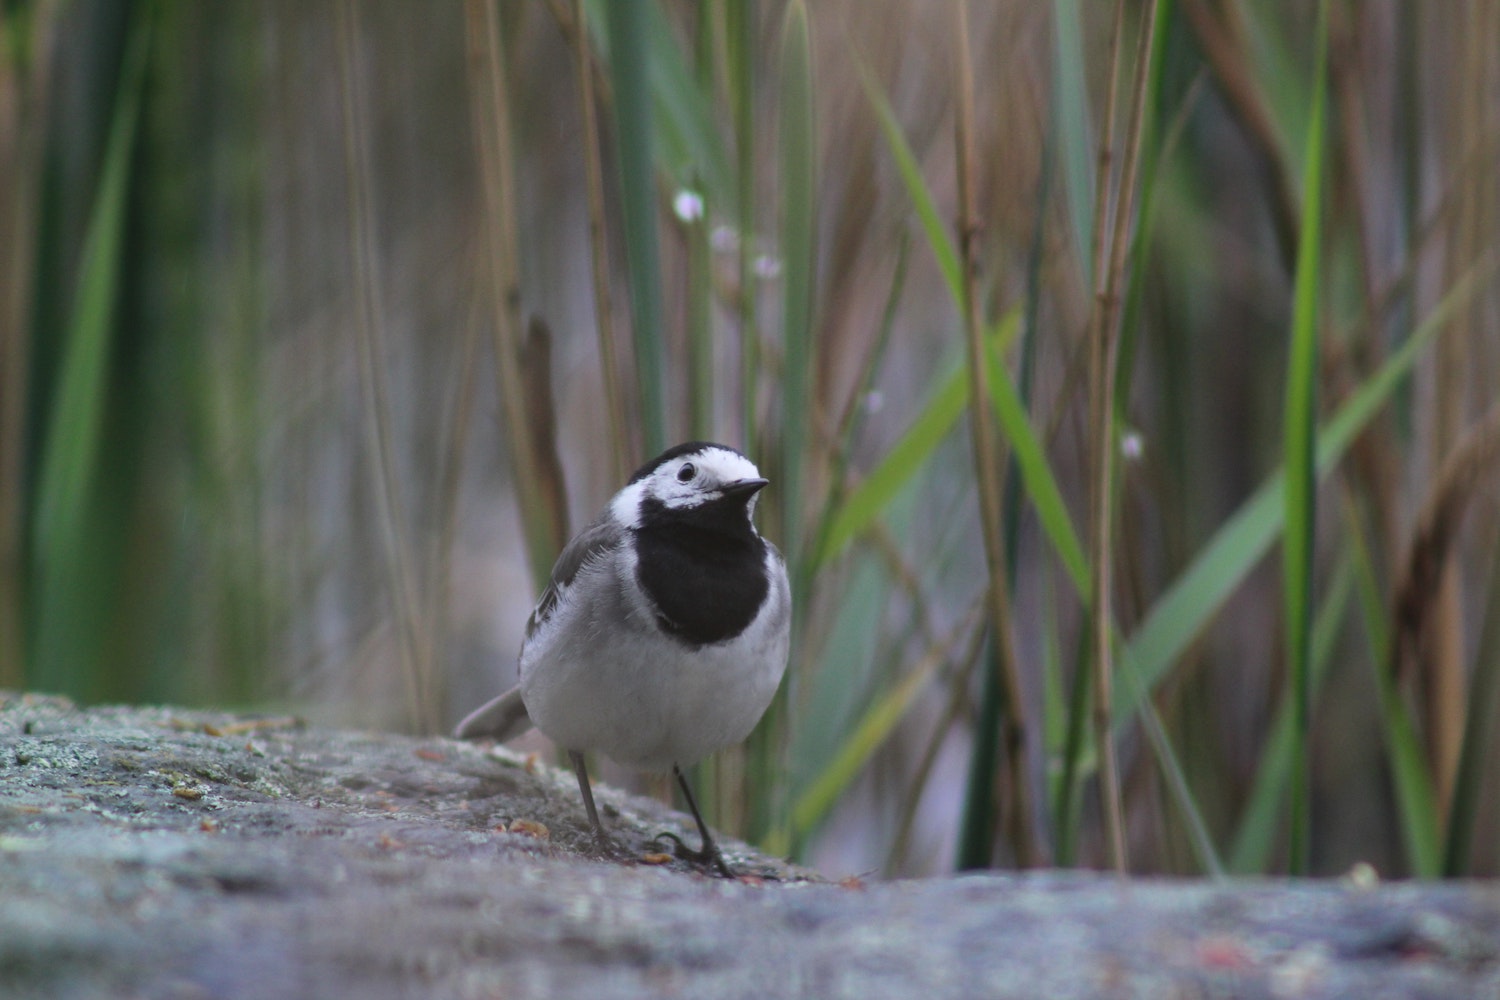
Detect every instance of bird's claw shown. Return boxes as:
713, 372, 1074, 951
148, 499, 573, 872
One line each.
652, 830, 735, 878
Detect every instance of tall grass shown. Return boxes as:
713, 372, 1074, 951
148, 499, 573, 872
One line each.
26, 8, 149, 701
604, 0, 667, 459
4, 1, 1499, 879
1279, 0, 1328, 874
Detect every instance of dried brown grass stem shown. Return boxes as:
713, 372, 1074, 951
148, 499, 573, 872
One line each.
465, 0, 569, 586
1391, 397, 1500, 804
564, 0, 632, 481
1083, 0, 1128, 875
337, 0, 435, 730
953, 0, 1037, 868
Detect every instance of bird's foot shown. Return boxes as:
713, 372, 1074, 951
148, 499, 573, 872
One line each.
652, 830, 735, 879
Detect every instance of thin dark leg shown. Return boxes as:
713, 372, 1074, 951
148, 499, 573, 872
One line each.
567, 751, 631, 863
568, 750, 606, 840
663, 764, 734, 878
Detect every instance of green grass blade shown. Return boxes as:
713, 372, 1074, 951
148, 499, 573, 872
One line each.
1228, 551, 1352, 874
642, 2, 731, 206
961, 155, 1051, 870
778, 0, 815, 574
803, 235, 910, 601
781, 620, 962, 851
724, 0, 759, 454
1112, 0, 1177, 415
1113, 263, 1488, 730
1006, 146, 1052, 585
813, 360, 968, 568
31, 19, 149, 695
684, 173, 714, 439
1349, 507, 1441, 876
765, 549, 888, 857
1052, 617, 1093, 865
1117, 648, 1225, 877
604, 0, 667, 455
683, 14, 715, 441
983, 332, 1089, 597
584, 0, 732, 207
1051, 0, 1094, 281
814, 307, 1072, 578
1443, 539, 1500, 875
1280, 0, 1327, 874
32, 51, 144, 564
956, 634, 1003, 869
856, 60, 962, 305
856, 62, 1087, 592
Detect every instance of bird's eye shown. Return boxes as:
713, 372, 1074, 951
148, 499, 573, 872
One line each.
676, 463, 696, 483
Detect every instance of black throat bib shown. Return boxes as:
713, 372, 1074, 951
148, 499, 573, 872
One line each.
633, 499, 769, 648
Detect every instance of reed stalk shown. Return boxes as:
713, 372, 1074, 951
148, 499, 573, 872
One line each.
952, 0, 1036, 868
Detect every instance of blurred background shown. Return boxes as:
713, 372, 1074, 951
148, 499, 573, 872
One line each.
2, 0, 1497, 879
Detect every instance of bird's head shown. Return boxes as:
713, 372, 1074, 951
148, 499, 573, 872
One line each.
610, 442, 769, 533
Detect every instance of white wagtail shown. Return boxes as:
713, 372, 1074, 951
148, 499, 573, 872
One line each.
455, 442, 791, 876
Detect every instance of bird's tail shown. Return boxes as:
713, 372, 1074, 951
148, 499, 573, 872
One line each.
453, 686, 534, 743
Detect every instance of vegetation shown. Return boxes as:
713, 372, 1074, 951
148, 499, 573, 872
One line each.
3, 0, 1497, 878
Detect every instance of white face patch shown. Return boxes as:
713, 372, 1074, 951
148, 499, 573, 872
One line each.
609, 478, 648, 529
609, 446, 764, 528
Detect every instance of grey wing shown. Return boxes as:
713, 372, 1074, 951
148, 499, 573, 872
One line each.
455, 518, 623, 741
525, 516, 625, 639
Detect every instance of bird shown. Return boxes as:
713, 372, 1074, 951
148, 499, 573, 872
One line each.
454, 441, 791, 877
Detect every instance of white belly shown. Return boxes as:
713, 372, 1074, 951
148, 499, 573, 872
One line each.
518, 547, 790, 772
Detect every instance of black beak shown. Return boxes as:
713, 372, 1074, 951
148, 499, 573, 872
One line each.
719, 477, 769, 500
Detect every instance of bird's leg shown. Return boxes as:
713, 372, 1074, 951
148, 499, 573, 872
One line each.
654, 764, 735, 878
569, 750, 621, 858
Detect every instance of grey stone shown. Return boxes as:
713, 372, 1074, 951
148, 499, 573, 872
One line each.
2, 692, 1497, 999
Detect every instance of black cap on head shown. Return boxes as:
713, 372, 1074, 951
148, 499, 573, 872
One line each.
628, 442, 748, 485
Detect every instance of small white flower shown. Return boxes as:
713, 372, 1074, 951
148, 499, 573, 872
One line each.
864, 390, 885, 415
673, 189, 704, 223
1120, 430, 1144, 461
752, 254, 782, 280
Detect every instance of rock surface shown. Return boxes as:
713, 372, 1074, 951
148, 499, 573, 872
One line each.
2, 691, 1498, 999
